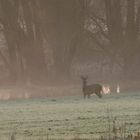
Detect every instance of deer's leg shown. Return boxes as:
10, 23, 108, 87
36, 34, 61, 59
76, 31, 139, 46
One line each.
96, 90, 102, 98
84, 93, 86, 99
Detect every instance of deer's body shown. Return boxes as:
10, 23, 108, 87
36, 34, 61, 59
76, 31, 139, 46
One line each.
81, 76, 102, 98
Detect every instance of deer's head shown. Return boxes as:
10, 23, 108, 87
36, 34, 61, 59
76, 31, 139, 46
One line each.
80, 75, 88, 81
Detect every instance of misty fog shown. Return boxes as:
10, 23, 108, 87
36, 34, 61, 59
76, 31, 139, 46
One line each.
0, 0, 139, 100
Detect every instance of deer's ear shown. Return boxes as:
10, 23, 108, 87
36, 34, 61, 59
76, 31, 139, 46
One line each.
85, 75, 88, 79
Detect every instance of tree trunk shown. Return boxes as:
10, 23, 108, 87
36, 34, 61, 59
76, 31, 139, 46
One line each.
43, 0, 85, 83
123, 0, 137, 78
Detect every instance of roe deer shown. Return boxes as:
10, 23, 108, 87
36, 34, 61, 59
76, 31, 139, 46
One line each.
81, 76, 102, 98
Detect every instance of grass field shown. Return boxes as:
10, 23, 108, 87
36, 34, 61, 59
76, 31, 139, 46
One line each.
0, 91, 140, 139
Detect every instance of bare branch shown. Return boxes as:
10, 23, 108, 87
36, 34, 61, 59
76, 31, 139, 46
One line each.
84, 30, 123, 68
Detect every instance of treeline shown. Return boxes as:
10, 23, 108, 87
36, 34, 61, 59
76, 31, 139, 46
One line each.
0, 0, 140, 85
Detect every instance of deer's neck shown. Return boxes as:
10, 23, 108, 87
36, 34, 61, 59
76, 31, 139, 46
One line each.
83, 80, 87, 89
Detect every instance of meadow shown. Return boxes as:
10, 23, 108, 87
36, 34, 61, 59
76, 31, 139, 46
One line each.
0, 91, 139, 139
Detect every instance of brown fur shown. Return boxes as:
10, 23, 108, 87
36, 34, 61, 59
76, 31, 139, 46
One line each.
81, 76, 102, 98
